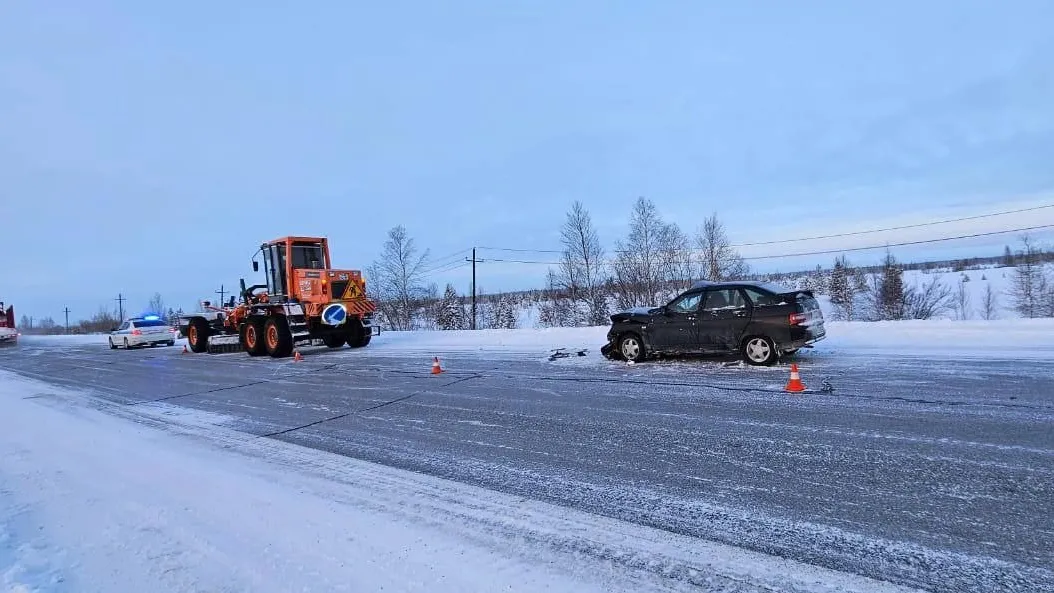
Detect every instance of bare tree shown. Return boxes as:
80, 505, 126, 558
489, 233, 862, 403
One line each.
905, 276, 954, 320
539, 269, 576, 327
981, 282, 998, 320
664, 223, 695, 292
612, 197, 690, 308
1009, 235, 1044, 318
367, 225, 431, 331
555, 201, 609, 326
78, 306, 120, 333
953, 279, 972, 320
695, 213, 748, 281
148, 293, 165, 317
1042, 272, 1054, 318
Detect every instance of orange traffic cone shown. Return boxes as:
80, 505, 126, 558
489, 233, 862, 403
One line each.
431, 357, 443, 375
293, 350, 303, 362
785, 363, 805, 393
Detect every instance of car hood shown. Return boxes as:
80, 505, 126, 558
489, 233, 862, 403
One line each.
610, 306, 661, 323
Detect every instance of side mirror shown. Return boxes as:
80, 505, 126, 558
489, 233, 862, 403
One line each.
252, 261, 259, 272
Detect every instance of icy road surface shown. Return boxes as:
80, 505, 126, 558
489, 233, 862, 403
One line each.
2, 335, 1053, 593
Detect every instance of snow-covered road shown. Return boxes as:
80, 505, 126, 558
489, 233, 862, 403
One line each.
0, 372, 925, 593
1, 328, 1052, 592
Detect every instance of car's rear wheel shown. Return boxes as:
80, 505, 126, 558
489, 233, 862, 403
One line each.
619, 333, 646, 363
742, 336, 777, 366
123, 338, 130, 350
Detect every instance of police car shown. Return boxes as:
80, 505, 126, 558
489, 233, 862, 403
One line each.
109, 315, 177, 349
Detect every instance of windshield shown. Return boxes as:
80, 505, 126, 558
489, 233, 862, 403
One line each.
291, 243, 325, 269
132, 319, 167, 327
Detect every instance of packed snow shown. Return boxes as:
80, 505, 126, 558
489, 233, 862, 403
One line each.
15, 315, 1054, 362
0, 371, 926, 593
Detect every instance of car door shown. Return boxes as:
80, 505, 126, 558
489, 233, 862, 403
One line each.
650, 291, 703, 352
694, 288, 753, 352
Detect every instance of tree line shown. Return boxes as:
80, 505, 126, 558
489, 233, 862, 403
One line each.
366, 197, 1054, 330
364, 197, 751, 330
18, 293, 184, 335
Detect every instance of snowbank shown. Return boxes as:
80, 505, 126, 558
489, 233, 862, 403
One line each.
817, 318, 1054, 359
0, 372, 920, 593
15, 318, 1054, 361
15, 334, 114, 346
365, 319, 1054, 361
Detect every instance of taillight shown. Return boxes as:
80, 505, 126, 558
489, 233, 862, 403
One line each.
789, 313, 807, 326
132, 329, 143, 335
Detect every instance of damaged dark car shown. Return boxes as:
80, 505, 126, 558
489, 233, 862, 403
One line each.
601, 280, 826, 365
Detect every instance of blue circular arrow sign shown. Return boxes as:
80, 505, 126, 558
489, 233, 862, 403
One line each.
322, 303, 347, 326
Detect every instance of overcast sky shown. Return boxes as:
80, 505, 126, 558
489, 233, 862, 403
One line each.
2, 1, 1053, 320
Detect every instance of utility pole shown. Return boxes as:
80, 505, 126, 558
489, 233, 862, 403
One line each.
115, 293, 125, 321
63, 307, 70, 334
465, 248, 484, 330
216, 284, 227, 306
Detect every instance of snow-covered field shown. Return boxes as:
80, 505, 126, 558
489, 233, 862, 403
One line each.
0, 371, 926, 593
17, 315, 1054, 362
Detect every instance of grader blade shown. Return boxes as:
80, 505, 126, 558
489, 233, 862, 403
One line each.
206, 335, 242, 354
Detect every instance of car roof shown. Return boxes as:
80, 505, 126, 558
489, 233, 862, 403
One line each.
689, 279, 786, 292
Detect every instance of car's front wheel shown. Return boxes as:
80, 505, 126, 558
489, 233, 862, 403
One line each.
742, 336, 777, 366
109, 337, 117, 350
619, 333, 646, 363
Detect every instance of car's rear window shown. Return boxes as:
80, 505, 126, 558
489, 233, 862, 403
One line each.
133, 319, 167, 327
743, 288, 781, 307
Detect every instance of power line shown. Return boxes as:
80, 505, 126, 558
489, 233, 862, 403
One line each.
731, 202, 1054, 247
740, 223, 1054, 260
423, 260, 471, 276
477, 245, 562, 254
421, 248, 473, 274
476, 202, 1054, 255
477, 223, 1054, 266
486, 257, 558, 265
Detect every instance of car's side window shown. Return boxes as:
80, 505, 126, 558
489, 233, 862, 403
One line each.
743, 288, 777, 307
702, 289, 747, 312
669, 293, 702, 314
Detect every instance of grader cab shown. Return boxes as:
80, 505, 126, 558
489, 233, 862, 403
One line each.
181, 236, 379, 357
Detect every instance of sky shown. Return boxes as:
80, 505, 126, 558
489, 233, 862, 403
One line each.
2, 1, 1054, 321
